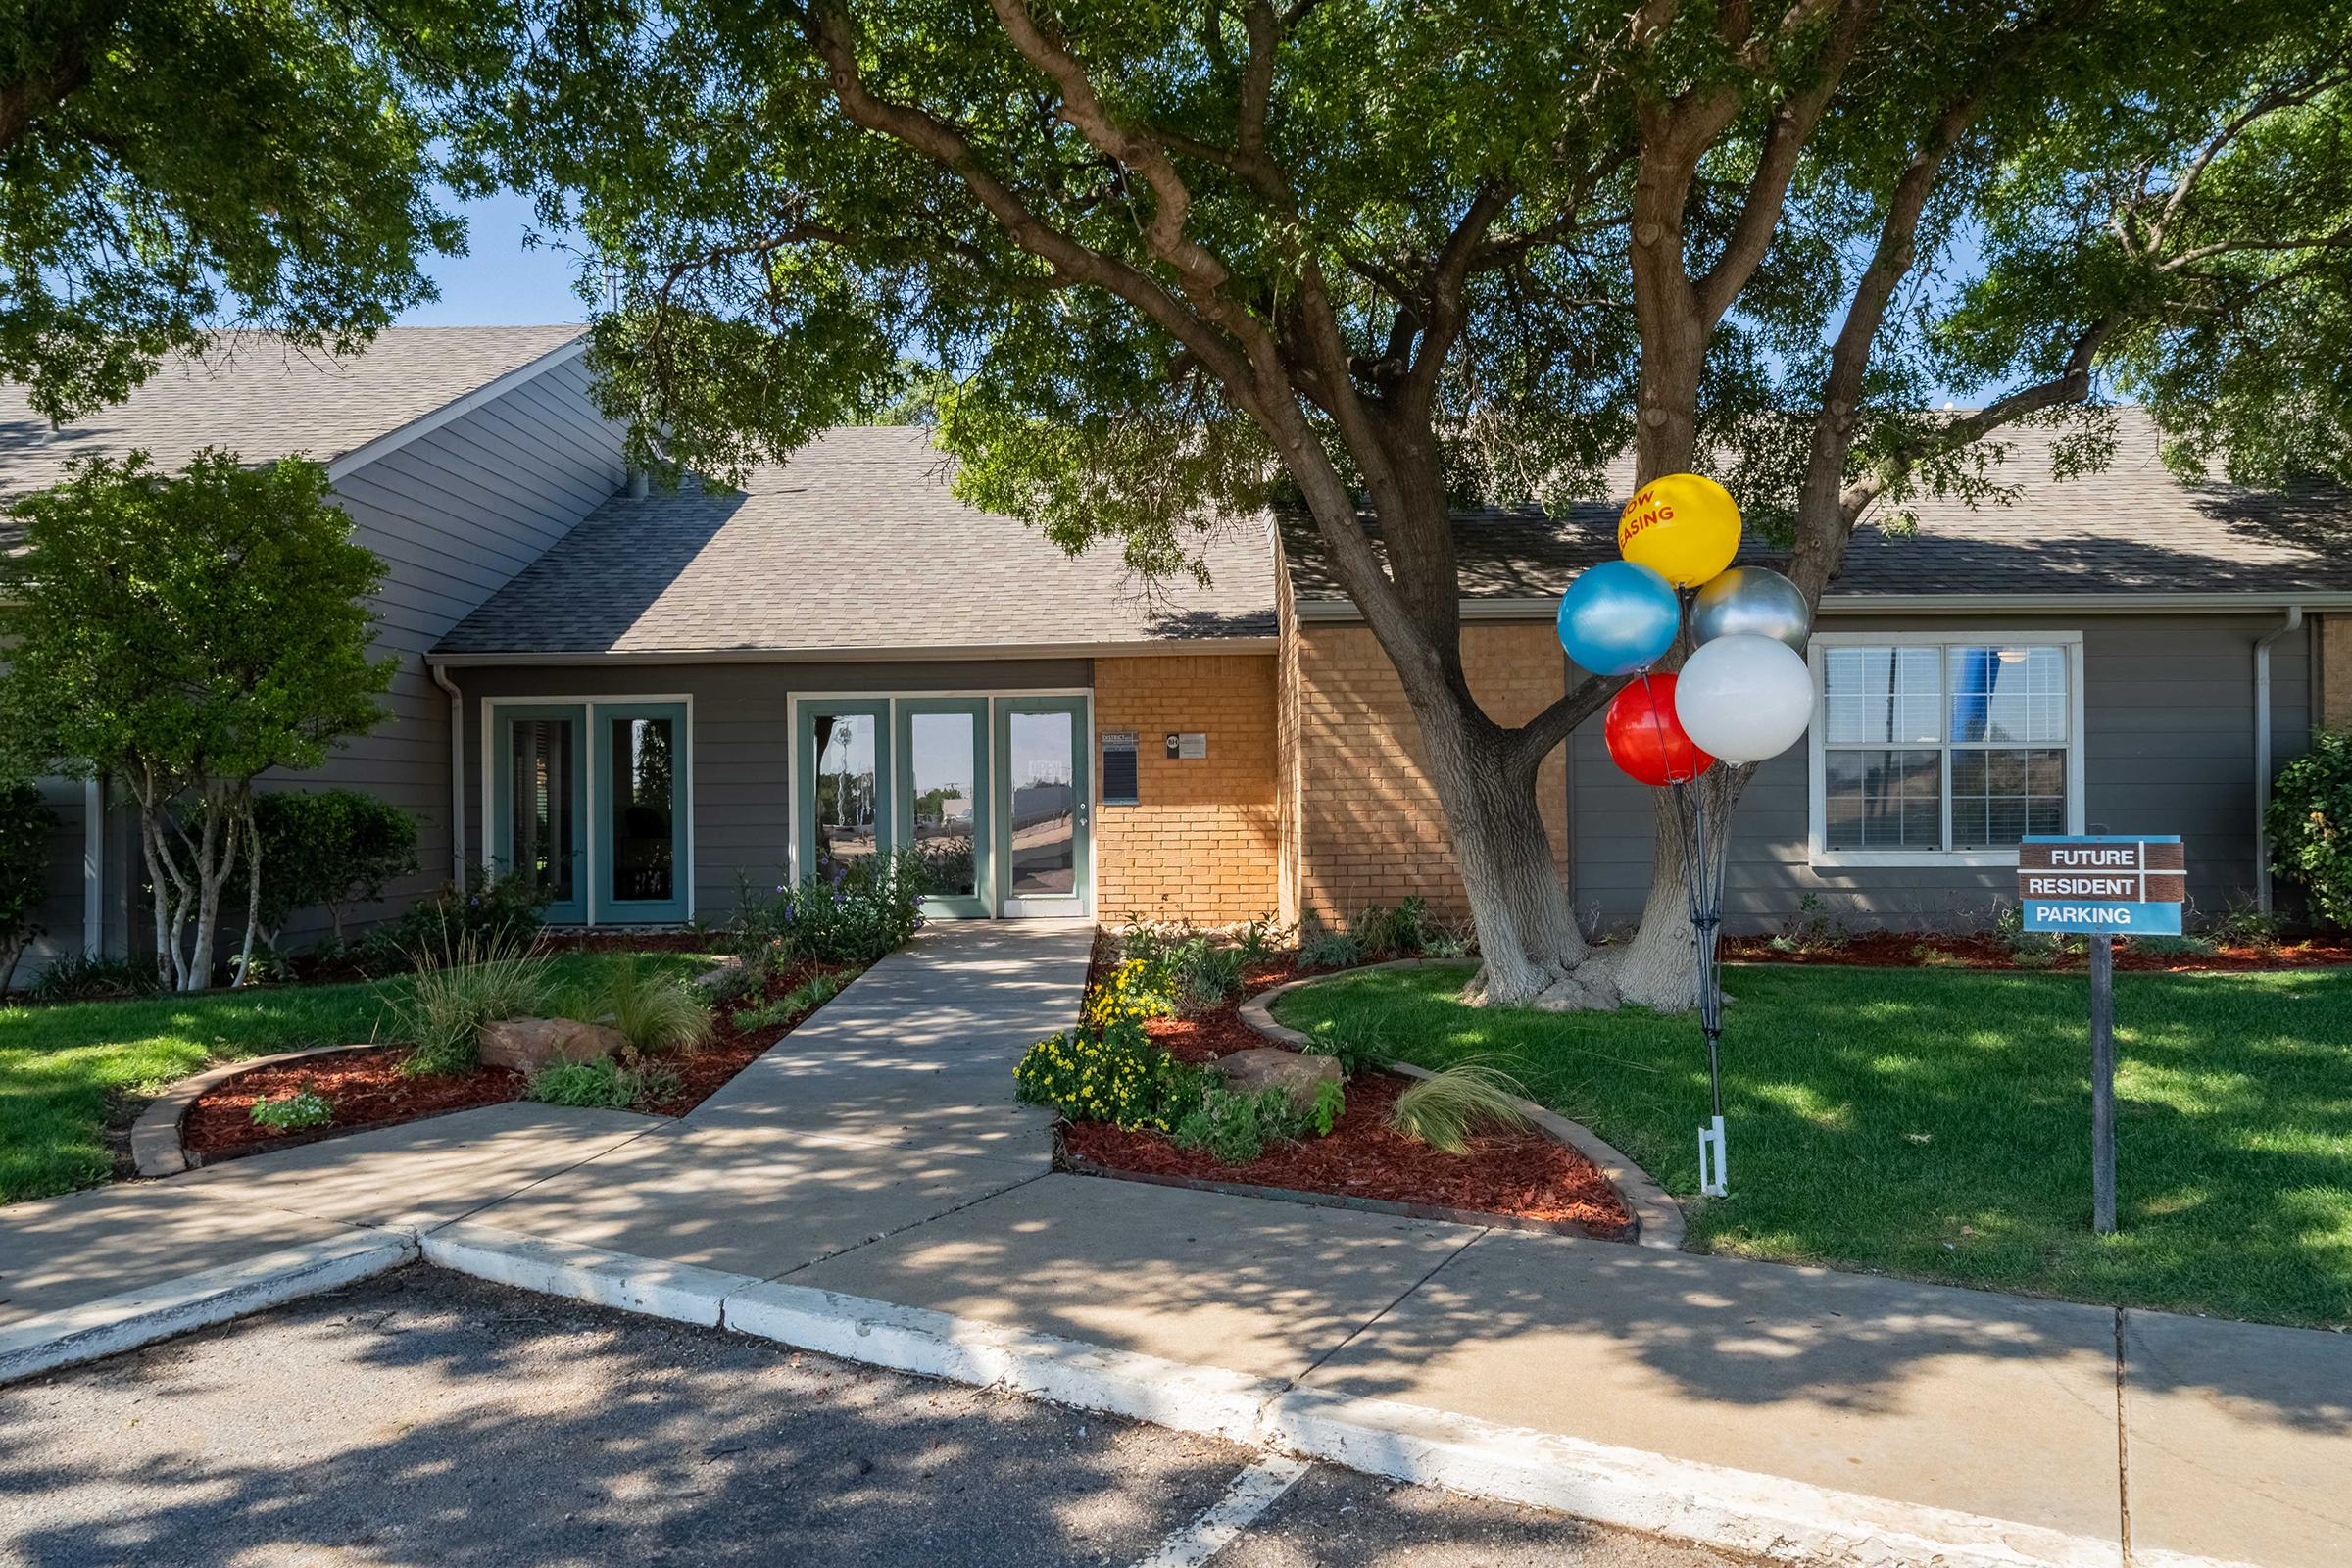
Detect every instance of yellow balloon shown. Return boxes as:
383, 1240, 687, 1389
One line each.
1618, 473, 1741, 587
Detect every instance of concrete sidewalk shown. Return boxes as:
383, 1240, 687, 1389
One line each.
5, 921, 2346, 1567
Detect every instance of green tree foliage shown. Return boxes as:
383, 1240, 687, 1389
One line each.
2269, 732, 2352, 930
2, 0, 520, 422
478, 0, 2352, 1005
0, 782, 58, 990
252, 789, 421, 946
0, 451, 395, 989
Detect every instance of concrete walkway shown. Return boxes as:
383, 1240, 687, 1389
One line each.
5, 921, 2347, 1568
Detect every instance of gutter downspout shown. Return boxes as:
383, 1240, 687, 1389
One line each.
429, 661, 467, 891
2254, 606, 2304, 914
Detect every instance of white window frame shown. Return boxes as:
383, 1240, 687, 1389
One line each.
479, 693, 697, 924
1806, 631, 2085, 869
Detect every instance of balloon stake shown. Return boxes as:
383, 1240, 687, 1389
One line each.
1671, 777, 1731, 1198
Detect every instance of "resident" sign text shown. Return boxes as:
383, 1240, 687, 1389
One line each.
2017, 836, 2184, 935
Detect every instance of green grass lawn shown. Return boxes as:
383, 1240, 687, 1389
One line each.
1273, 962, 2352, 1328
0, 951, 711, 1205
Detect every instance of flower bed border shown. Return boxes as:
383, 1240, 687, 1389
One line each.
1236, 959, 1687, 1250
131, 1044, 367, 1177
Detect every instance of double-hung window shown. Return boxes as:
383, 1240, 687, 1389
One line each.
1807, 633, 2083, 866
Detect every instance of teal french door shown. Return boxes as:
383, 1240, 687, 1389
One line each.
494, 700, 691, 925
492, 704, 589, 924
593, 702, 691, 923
994, 696, 1091, 917
796, 700, 892, 890
896, 699, 993, 918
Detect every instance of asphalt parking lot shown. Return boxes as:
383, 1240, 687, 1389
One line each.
0, 1268, 1769, 1567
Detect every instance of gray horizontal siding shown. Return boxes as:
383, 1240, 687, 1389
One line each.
455, 659, 1091, 926
253, 354, 627, 945
1570, 612, 2313, 935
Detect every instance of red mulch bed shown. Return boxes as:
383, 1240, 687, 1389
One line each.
181, 956, 858, 1165
1721, 929, 2352, 972
1071, 933, 1631, 1237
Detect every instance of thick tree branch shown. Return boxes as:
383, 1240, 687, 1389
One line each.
1509, 673, 1622, 772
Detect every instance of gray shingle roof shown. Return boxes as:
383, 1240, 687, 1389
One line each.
1283, 410, 2352, 603
0, 325, 587, 504
435, 425, 1278, 657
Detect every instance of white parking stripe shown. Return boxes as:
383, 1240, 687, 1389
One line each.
1133, 1453, 1312, 1568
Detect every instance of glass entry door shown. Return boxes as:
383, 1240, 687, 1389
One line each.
594, 702, 690, 923
896, 700, 991, 918
493, 704, 588, 924
995, 697, 1090, 917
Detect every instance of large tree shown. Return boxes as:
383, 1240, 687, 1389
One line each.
0, 451, 394, 990
2, 0, 518, 422
477, 0, 2352, 1007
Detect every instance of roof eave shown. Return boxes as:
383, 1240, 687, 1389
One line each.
1292, 590, 2352, 621
427, 634, 1281, 667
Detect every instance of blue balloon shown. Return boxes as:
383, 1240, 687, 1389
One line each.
1556, 561, 1680, 675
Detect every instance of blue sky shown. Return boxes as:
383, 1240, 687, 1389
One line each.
401, 189, 589, 326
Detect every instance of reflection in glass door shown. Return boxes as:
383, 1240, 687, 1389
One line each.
492, 704, 588, 923
595, 702, 690, 922
796, 701, 891, 890
996, 697, 1090, 917
896, 700, 991, 918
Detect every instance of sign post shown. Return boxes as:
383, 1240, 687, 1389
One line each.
2017, 835, 2185, 1236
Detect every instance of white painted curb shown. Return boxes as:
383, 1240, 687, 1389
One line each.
0, 1227, 416, 1386
418, 1222, 2198, 1568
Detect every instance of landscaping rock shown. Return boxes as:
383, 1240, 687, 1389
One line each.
1212, 1048, 1341, 1109
477, 1017, 628, 1075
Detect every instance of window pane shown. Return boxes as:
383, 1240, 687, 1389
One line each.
1950, 645, 2067, 743
907, 711, 979, 898
1824, 749, 1942, 851
1824, 646, 1941, 744
1951, 747, 2068, 851
1007, 710, 1076, 896
509, 719, 575, 901
610, 716, 675, 904
812, 713, 878, 875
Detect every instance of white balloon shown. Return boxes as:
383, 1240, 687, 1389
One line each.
1676, 634, 1813, 763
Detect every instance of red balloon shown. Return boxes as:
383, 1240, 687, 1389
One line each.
1604, 674, 1714, 786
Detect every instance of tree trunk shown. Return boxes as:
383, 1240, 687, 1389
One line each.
136, 802, 180, 987
1404, 685, 1617, 1010
234, 810, 262, 987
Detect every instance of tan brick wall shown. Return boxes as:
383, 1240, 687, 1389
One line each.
2323, 614, 2352, 731
1289, 620, 1569, 925
1093, 653, 1282, 925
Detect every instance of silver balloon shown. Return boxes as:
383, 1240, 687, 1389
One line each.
1690, 566, 1810, 651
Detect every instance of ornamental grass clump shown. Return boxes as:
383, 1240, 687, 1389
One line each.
592, 956, 714, 1056
1390, 1061, 1534, 1154
386, 921, 549, 1076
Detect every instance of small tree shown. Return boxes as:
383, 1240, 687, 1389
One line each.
253, 790, 421, 949
0, 783, 59, 991
0, 450, 395, 990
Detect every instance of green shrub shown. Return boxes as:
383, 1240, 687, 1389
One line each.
731, 969, 846, 1030
525, 1059, 636, 1108
1390, 1062, 1534, 1154
1298, 924, 1361, 970
2270, 730, 2352, 928
1233, 916, 1285, 968
2206, 899, 2284, 949
347, 869, 552, 975
0, 783, 57, 991
1301, 1015, 1389, 1076
385, 924, 549, 1076
2130, 934, 2218, 958
1171, 1084, 1310, 1164
1012, 1020, 1206, 1133
1420, 918, 1479, 960
591, 956, 713, 1056
1352, 897, 1427, 958
1307, 1076, 1346, 1137
727, 852, 927, 966
24, 953, 165, 1004
254, 790, 419, 946
248, 1086, 334, 1131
